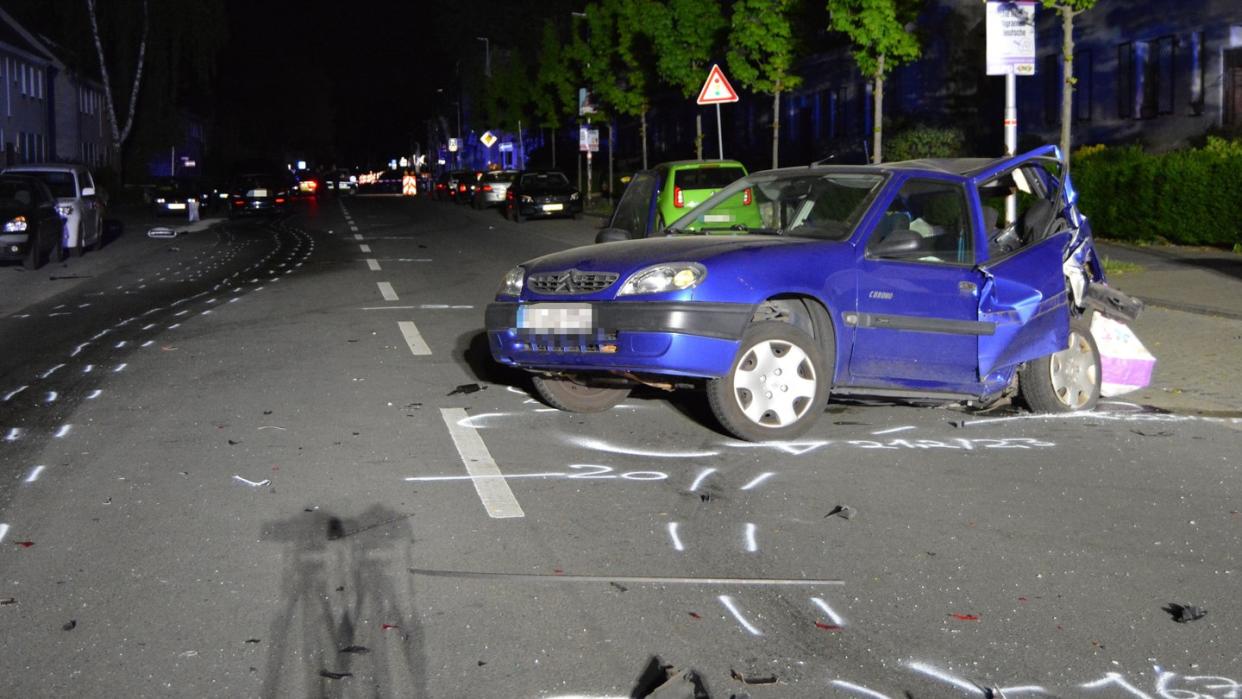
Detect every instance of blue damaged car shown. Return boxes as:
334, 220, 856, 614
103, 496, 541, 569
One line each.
485, 146, 1142, 441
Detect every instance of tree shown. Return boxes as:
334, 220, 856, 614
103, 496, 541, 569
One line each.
826, 0, 922, 164
651, 0, 726, 159
86, 0, 148, 175
1042, 0, 1097, 169
532, 20, 578, 168
727, 0, 803, 169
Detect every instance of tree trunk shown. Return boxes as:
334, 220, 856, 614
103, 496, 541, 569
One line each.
872, 54, 884, 164
608, 120, 614, 206
1060, 7, 1075, 171
771, 90, 781, 169
695, 112, 703, 160
640, 110, 648, 170
86, 0, 148, 181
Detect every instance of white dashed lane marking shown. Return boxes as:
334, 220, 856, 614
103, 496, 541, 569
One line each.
440, 408, 525, 519
366, 259, 381, 272
398, 321, 431, 356
377, 282, 399, 301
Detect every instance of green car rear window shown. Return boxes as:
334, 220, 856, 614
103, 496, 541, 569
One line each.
672, 167, 745, 190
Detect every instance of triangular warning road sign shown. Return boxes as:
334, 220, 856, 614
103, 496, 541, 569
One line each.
696, 64, 739, 105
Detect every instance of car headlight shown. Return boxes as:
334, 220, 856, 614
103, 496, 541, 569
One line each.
618, 263, 706, 296
155, 197, 166, 203
3, 216, 27, 233
56, 204, 74, 218
497, 266, 525, 298
520, 195, 534, 204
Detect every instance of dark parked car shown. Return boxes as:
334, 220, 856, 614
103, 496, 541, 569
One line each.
226, 174, 292, 218
486, 145, 1143, 441
503, 170, 582, 222
0, 175, 65, 269
151, 179, 210, 217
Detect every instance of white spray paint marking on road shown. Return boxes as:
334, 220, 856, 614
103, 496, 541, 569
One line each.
377, 282, 398, 301
233, 475, 271, 487
4, 428, 22, 442
83, 364, 93, 373
667, 522, 685, 551
24, 465, 45, 483
0, 523, 8, 543
141, 340, 154, 347
906, 662, 986, 695
570, 436, 718, 458
688, 467, 716, 491
718, 595, 763, 636
871, 425, 915, 435
366, 258, 381, 271
114, 340, 128, 349
45, 391, 57, 403
53, 424, 72, 438
739, 472, 775, 491
114, 363, 127, 373
70, 343, 89, 357
440, 408, 525, 519
359, 244, 372, 253
86, 389, 102, 399
744, 523, 758, 552
40, 364, 65, 379
811, 596, 846, 626
398, 321, 431, 356
830, 680, 892, 699
2, 386, 27, 402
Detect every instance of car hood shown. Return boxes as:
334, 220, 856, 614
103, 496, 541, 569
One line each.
522, 235, 814, 275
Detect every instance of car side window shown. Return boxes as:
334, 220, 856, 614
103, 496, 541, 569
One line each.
611, 172, 658, 237
867, 179, 973, 265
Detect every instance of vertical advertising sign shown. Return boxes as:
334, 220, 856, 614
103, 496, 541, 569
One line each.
986, 1, 1037, 76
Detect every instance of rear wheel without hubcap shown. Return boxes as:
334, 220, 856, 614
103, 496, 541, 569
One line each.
1019, 317, 1100, 412
531, 374, 630, 413
707, 321, 830, 441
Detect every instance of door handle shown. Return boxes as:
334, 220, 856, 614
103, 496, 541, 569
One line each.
959, 281, 977, 294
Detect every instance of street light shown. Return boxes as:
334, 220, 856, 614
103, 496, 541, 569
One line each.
475, 37, 490, 78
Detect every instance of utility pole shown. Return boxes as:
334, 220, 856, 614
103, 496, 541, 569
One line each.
476, 37, 490, 78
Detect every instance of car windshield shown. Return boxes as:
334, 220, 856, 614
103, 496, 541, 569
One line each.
521, 172, 569, 188
483, 172, 515, 183
672, 166, 745, 190
0, 179, 39, 208
25, 171, 77, 199
671, 172, 886, 240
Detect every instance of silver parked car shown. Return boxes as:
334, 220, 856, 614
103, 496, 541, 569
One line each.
2, 163, 105, 257
472, 170, 518, 209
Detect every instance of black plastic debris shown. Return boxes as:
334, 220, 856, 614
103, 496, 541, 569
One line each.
649, 669, 711, 698
244, 638, 261, 644
263, 410, 273, 415
319, 670, 352, 680
825, 505, 856, 520
447, 383, 484, 396
1130, 429, 1173, 437
62, 620, 77, 631
610, 581, 628, 593
1164, 603, 1208, 623
730, 669, 776, 685
339, 645, 370, 654
0, 597, 16, 605
326, 517, 345, 540
228, 439, 240, 446
477, 660, 487, 667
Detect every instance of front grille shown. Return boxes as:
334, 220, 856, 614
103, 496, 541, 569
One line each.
528, 269, 619, 295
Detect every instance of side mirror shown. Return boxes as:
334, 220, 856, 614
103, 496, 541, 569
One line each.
81, 186, 96, 197
869, 230, 922, 258
594, 227, 631, 244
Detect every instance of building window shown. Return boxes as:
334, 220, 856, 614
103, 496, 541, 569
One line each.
1043, 53, 1060, 127
1141, 36, 1175, 117
1117, 42, 1135, 119
1188, 31, 1205, 115
19, 63, 27, 96
1074, 49, 1093, 122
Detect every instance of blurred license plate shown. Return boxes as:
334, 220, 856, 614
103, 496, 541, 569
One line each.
542, 203, 564, 211
167, 203, 186, 210
703, 214, 731, 223
518, 303, 592, 333
247, 189, 268, 197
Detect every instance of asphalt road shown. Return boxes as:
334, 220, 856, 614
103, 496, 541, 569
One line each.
1, 194, 1239, 698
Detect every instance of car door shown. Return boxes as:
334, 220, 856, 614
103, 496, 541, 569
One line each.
848, 177, 991, 388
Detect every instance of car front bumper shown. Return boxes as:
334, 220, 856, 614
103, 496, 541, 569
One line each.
0, 233, 34, 259
485, 301, 752, 378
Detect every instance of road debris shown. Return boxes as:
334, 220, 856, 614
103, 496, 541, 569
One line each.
14, 541, 34, 548
824, 505, 855, 520
381, 623, 400, 631
339, 645, 370, 654
244, 638, 261, 644
257, 425, 287, 431
447, 383, 484, 396
0, 598, 16, 605
319, 670, 352, 680
814, 622, 842, 631
730, 668, 777, 685
233, 475, 271, 487
609, 581, 628, 593
687, 612, 702, 619
949, 613, 980, 621
62, 620, 76, 631
179, 650, 198, 658
1165, 603, 1208, 623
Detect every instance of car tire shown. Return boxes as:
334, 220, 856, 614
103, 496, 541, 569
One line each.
22, 231, 43, 270
531, 374, 630, 413
1019, 315, 1101, 413
513, 209, 523, 224
706, 321, 830, 442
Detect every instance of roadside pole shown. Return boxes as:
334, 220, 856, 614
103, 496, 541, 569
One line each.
697, 65, 739, 162
986, 0, 1037, 225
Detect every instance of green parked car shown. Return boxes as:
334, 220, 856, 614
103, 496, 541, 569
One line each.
600, 160, 755, 240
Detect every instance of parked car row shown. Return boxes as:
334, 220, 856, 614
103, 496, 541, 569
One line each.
0, 163, 105, 269
431, 168, 584, 224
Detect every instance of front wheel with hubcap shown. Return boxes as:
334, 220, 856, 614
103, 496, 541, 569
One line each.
707, 321, 830, 441
530, 374, 630, 413
1019, 317, 1101, 413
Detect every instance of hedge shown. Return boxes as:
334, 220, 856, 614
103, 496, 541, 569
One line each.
1070, 137, 1242, 247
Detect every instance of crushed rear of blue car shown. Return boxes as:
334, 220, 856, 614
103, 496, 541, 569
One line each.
485, 146, 1142, 441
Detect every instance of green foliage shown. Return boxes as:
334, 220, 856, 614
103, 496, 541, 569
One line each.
1072, 141, 1242, 247
479, 50, 533, 134
884, 126, 967, 161
651, 0, 727, 98
533, 20, 577, 128
1040, 0, 1099, 13
726, 0, 803, 95
569, 0, 659, 121
826, 0, 921, 78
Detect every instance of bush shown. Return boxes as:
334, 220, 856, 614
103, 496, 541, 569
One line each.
1071, 139, 1242, 247
884, 126, 967, 162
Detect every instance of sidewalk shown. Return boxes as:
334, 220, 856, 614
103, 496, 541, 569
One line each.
1095, 241, 1242, 414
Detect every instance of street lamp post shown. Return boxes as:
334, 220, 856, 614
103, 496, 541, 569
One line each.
476, 37, 490, 78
